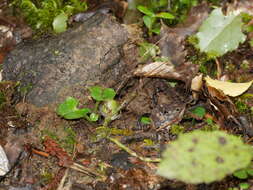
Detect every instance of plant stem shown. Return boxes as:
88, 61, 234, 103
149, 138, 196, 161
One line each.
107, 137, 161, 163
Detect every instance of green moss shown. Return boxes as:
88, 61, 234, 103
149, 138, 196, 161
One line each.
186, 36, 217, 76
41, 126, 77, 153
12, 0, 87, 33
40, 169, 54, 184
241, 60, 250, 70
61, 126, 77, 152
170, 124, 185, 135
0, 92, 6, 108
18, 83, 33, 97
236, 100, 249, 114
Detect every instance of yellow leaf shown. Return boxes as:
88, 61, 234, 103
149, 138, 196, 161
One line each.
205, 76, 252, 97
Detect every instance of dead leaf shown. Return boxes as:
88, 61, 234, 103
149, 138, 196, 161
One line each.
43, 136, 73, 167
207, 86, 228, 101
134, 61, 199, 83
205, 76, 253, 97
191, 74, 203, 92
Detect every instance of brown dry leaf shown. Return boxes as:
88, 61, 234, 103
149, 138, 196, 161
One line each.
205, 76, 253, 97
207, 86, 228, 101
134, 61, 198, 82
43, 136, 73, 167
191, 74, 203, 92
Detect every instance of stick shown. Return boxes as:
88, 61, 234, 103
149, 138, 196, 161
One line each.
107, 137, 161, 163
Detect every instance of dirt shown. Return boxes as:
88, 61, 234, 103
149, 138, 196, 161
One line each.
1, 0, 253, 190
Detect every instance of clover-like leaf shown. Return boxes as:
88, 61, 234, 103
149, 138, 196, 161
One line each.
102, 88, 116, 101
195, 8, 246, 57
57, 97, 90, 119
157, 130, 253, 184
89, 86, 116, 101
89, 86, 103, 101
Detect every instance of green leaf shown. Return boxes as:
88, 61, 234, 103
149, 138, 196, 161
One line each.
233, 169, 248, 179
143, 15, 155, 29
102, 88, 116, 101
89, 113, 99, 122
157, 130, 253, 184
137, 5, 155, 17
57, 97, 90, 119
250, 39, 253, 47
140, 117, 151, 124
89, 86, 103, 101
246, 168, 253, 176
205, 118, 213, 125
191, 106, 206, 118
195, 8, 246, 58
151, 27, 161, 34
155, 12, 175, 19
89, 86, 116, 101
53, 12, 68, 33
239, 183, 250, 190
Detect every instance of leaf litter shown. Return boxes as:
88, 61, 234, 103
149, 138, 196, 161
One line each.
1, 0, 253, 189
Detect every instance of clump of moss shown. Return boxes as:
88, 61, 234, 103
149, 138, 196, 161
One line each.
12, 0, 87, 33
170, 124, 185, 135
202, 118, 219, 131
186, 36, 216, 76
235, 94, 253, 115
40, 169, 54, 184
41, 126, 77, 153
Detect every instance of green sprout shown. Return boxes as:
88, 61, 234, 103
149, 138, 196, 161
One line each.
57, 86, 119, 125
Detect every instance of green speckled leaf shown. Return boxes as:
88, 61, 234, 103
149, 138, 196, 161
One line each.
195, 8, 246, 58
157, 130, 253, 184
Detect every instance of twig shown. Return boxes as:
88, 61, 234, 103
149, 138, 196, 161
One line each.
32, 148, 49, 157
69, 162, 106, 179
215, 58, 222, 79
107, 137, 161, 163
57, 168, 69, 190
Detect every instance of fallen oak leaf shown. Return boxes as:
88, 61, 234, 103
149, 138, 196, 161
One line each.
205, 76, 253, 97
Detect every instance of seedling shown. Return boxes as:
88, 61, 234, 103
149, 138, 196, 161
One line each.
233, 167, 253, 179
137, 5, 174, 35
57, 86, 119, 125
140, 116, 152, 125
190, 106, 206, 119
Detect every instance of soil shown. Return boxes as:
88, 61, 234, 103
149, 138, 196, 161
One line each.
0, 0, 253, 190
